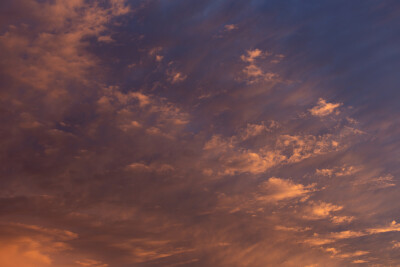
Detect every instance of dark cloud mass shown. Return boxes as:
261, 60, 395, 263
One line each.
1, 0, 400, 266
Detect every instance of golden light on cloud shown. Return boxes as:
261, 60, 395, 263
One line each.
1, 0, 399, 266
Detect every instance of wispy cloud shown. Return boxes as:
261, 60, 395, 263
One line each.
1, 0, 399, 266
309, 98, 342, 117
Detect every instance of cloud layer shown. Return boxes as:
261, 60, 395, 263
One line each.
1, 0, 400, 266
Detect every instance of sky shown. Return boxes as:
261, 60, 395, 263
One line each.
1, 0, 400, 266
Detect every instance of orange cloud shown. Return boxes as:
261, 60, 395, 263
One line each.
309, 98, 342, 117
0, 223, 78, 267
257, 177, 315, 202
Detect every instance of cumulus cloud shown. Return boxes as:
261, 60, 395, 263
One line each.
240, 49, 280, 83
240, 49, 265, 63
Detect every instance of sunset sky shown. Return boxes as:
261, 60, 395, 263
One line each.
1, 1, 400, 266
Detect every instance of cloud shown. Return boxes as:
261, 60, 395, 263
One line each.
202, 131, 343, 176
224, 24, 238, 31
215, 177, 318, 220
75, 259, 108, 267
309, 98, 342, 117
238, 121, 278, 140
325, 247, 369, 259
148, 47, 164, 61
329, 230, 365, 240
126, 162, 174, 173
221, 150, 285, 175
203, 135, 234, 151
337, 250, 369, 258
367, 220, 400, 234
201, 115, 351, 176
96, 86, 189, 137
303, 201, 343, 220
352, 259, 368, 264
240, 49, 265, 63
97, 35, 114, 43
315, 168, 333, 177
126, 162, 151, 171
19, 112, 42, 129
354, 174, 396, 189
316, 165, 360, 177
243, 64, 264, 77
275, 225, 311, 232
392, 241, 400, 249
331, 216, 354, 224
304, 230, 365, 246
240, 49, 280, 84
277, 134, 341, 164
256, 177, 315, 202
131, 92, 151, 107
0, 0, 130, 97
0, 238, 52, 267
305, 221, 400, 248
334, 165, 360, 176
0, 223, 78, 267
1, 1, 399, 266
167, 70, 187, 84
203, 134, 286, 175
111, 239, 194, 263
217, 177, 316, 217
